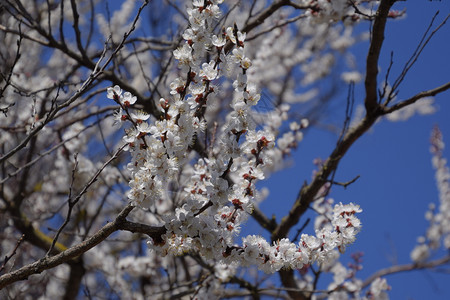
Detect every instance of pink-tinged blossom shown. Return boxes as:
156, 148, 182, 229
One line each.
169, 77, 185, 96
411, 126, 450, 261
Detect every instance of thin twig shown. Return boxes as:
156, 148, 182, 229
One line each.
362, 255, 450, 288
0, 234, 25, 273
387, 12, 449, 104
46, 145, 125, 256
0, 113, 113, 185
383, 81, 450, 114
328, 175, 361, 189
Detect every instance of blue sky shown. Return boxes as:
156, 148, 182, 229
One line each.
254, 1, 450, 298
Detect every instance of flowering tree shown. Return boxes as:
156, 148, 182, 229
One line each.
0, 0, 449, 299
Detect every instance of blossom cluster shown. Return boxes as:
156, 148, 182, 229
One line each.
231, 202, 362, 274
411, 126, 450, 262
327, 254, 390, 300
107, 0, 364, 277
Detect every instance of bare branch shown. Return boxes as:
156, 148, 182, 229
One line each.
246, 13, 307, 42
328, 175, 361, 189
0, 203, 134, 289
0, 234, 25, 274
70, 0, 89, 62
251, 206, 277, 232
224, 0, 293, 54
386, 12, 450, 104
0, 204, 168, 290
363, 255, 450, 288
383, 81, 450, 114
349, 0, 375, 19
45, 152, 80, 257
46, 145, 125, 256
0, 22, 22, 100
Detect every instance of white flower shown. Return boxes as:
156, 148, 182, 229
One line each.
136, 122, 151, 134
182, 28, 196, 41
232, 73, 247, 92
237, 31, 246, 43
187, 8, 205, 30
189, 82, 206, 95
240, 57, 252, 70
410, 244, 430, 263
192, 0, 204, 7
300, 118, 309, 128
225, 27, 236, 44
113, 108, 125, 126
341, 71, 362, 83
289, 121, 301, 131
170, 77, 185, 95
212, 34, 226, 47
122, 91, 137, 106
368, 277, 391, 300
226, 27, 246, 45
243, 84, 260, 105
200, 61, 218, 80
130, 110, 150, 122
173, 44, 193, 69
231, 47, 244, 63
123, 127, 139, 144
107, 85, 122, 100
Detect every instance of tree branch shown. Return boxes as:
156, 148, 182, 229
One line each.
251, 206, 277, 232
224, 0, 292, 53
382, 81, 450, 114
0, 234, 25, 274
362, 255, 450, 288
0, 204, 134, 289
364, 0, 395, 115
